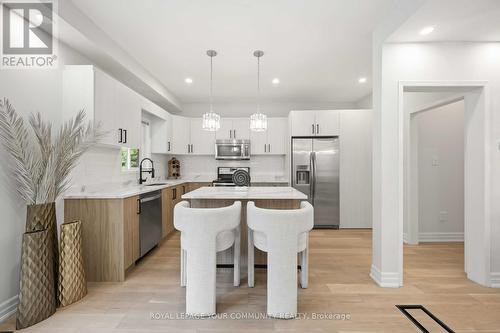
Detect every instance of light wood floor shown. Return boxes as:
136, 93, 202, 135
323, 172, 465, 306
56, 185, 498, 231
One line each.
2, 229, 500, 332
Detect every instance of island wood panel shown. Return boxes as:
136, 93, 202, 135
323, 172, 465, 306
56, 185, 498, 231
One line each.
64, 198, 126, 282
187, 198, 300, 274
123, 196, 140, 269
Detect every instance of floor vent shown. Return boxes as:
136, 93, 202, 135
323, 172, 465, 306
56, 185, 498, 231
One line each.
396, 305, 455, 333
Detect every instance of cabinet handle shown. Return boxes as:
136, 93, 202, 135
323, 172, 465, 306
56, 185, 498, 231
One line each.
229, 130, 232, 139
168, 141, 171, 152
264, 144, 267, 153
182, 185, 186, 194
124, 129, 127, 143
172, 188, 177, 200
118, 128, 123, 143
190, 144, 193, 153
233, 129, 236, 138
137, 198, 141, 214
268, 144, 271, 152
316, 124, 319, 134
312, 124, 315, 134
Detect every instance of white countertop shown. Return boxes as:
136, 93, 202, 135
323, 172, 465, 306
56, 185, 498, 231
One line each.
181, 186, 307, 200
63, 175, 289, 200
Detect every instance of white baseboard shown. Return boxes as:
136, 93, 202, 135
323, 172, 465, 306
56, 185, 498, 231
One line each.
370, 264, 401, 288
0, 295, 17, 323
491, 272, 500, 288
418, 232, 464, 242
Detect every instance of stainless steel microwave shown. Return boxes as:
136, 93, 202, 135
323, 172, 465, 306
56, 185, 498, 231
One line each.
215, 139, 251, 160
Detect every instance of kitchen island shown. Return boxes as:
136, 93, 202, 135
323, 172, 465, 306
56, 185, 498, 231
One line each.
181, 186, 308, 273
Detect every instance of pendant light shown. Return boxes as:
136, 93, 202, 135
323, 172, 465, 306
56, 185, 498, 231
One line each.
250, 50, 267, 132
202, 50, 221, 131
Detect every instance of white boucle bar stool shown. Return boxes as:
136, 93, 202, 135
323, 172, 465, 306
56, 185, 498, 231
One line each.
247, 201, 313, 319
174, 201, 241, 316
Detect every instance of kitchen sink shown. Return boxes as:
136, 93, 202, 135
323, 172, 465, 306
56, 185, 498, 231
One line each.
144, 183, 170, 187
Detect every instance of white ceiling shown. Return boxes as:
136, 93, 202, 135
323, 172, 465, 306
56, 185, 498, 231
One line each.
389, 0, 500, 42
70, 0, 394, 105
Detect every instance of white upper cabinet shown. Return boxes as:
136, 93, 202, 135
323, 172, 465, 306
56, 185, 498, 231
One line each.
217, 118, 233, 140
216, 118, 250, 140
149, 112, 172, 154
231, 118, 250, 140
92, 69, 118, 146
115, 81, 141, 149
171, 115, 190, 154
63, 65, 142, 149
289, 111, 316, 137
189, 118, 215, 155
289, 110, 340, 137
250, 117, 287, 155
267, 118, 286, 154
315, 110, 340, 136
250, 128, 267, 154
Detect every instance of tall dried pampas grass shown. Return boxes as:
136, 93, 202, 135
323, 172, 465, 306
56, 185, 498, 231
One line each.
0, 98, 104, 204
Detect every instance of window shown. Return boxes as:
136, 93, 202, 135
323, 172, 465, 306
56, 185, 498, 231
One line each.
121, 148, 139, 171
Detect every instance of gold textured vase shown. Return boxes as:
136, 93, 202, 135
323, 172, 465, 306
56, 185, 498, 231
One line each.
26, 202, 59, 291
16, 228, 57, 330
58, 220, 87, 307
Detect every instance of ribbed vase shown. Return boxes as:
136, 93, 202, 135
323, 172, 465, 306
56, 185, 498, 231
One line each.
16, 228, 56, 330
58, 220, 87, 307
25, 202, 58, 291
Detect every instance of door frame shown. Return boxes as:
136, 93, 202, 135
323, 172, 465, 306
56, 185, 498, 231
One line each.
398, 80, 492, 287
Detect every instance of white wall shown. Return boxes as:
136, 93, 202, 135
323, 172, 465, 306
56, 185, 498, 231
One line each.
182, 101, 356, 118
174, 155, 286, 181
0, 42, 82, 319
356, 94, 373, 109
415, 100, 465, 241
0, 40, 173, 319
339, 110, 373, 228
373, 42, 500, 287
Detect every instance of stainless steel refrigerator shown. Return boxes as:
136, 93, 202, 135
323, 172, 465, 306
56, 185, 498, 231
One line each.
291, 137, 339, 228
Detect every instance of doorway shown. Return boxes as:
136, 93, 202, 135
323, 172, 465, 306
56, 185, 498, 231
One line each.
400, 82, 491, 287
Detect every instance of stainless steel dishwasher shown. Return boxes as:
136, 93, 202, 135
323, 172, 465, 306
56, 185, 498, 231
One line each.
138, 190, 162, 258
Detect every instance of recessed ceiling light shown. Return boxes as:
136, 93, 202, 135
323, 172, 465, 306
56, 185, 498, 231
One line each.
358, 77, 367, 83
272, 78, 280, 84
419, 26, 435, 35
185, 77, 193, 84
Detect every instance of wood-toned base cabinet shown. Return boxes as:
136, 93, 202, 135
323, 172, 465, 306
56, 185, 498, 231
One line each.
65, 182, 213, 282
64, 196, 140, 282
161, 182, 212, 239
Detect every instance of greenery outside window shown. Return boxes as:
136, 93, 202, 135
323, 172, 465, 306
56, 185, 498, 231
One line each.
121, 148, 139, 171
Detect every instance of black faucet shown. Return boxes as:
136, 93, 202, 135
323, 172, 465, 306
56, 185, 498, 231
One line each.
139, 158, 155, 184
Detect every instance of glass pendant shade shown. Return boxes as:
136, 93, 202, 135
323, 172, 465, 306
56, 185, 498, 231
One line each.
250, 50, 267, 132
202, 110, 220, 131
250, 111, 267, 131
202, 49, 220, 131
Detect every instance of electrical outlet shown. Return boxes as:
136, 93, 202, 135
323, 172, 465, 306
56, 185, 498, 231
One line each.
432, 155, 439, 166
439, 211, 447, 223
